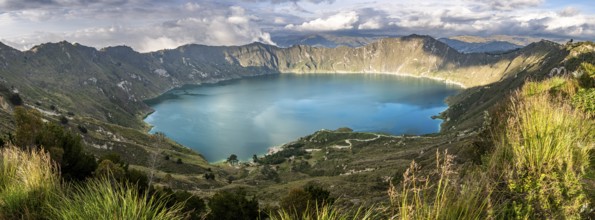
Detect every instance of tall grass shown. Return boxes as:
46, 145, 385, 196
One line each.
46, 178, 186, 220
488, 78, 594, 218
272, 203, 380, 220
0, 145, 59, 219
0, 145, 186, 219
388, 150, 490, 220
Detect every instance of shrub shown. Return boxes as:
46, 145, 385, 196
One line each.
8, 93, 22, 106
207, 188, 260, 220
59, 115, 69, 124
260, 165, 280, 182
279, 184, 335, 219
13, 107, 97, 181
77, 125, 88, 134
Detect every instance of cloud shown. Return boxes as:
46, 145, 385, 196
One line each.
2, 5, 275, 52
0, 0, 133, 10
558, 7, 580, 17
358, 17, 383, 30
473, 0, 544, 11
184, 2, 201, 11
242, 0, 334, 4
285, 11, 359, 31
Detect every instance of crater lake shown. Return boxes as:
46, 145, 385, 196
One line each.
144, 74, 461, 162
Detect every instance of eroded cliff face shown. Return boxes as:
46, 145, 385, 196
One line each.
223, 35, 563, 88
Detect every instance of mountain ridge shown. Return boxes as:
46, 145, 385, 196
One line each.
0, 35, 566, 130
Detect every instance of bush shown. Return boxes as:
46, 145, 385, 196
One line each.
13, 107, 97, 181
8, 93, 22, 106
279, 184, 335, 219
207, 188, 260, 220
260, 165, 280, 182
59, 115, 69, 124
77, 125, 88, 134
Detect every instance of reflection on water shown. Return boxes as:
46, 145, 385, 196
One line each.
144, 74, 461, 162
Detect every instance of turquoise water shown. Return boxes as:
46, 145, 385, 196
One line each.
144, 74, 461, 162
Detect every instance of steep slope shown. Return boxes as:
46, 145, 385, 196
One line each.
227, 35, 564, 87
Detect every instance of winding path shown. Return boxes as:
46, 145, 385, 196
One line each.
330, 134, 389, 149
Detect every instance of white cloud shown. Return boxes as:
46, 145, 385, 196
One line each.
274, 17, 286, 24
285, 11, 359, 31
474, 0, 544, 10
358, 17, 382, 30
2, 5, 275, 52
184, 2, 200, 11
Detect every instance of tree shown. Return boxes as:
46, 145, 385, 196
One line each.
207, 189, 260, 220
252, 154, 259, 163
227, 154, 238, 165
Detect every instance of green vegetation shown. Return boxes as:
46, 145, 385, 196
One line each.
271, 72, 595, 219
207, 188, 260, 220
279, 184, 335, 219
13, 107, 98, 181
0, 146, 58, 219
0, 145, 187, 220
47, 178, 185, 220
387, 151, 489, 220
272, 204, 378, 220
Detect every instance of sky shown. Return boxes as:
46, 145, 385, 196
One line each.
0, 0, 593, 52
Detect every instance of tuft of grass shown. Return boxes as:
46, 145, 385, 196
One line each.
572, 88, 595, 114
46, 178, 186, 220
272, 203, 380, 220
0, 145, 59, 219
389, 150, 490, 220
488, 84, 594, 218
